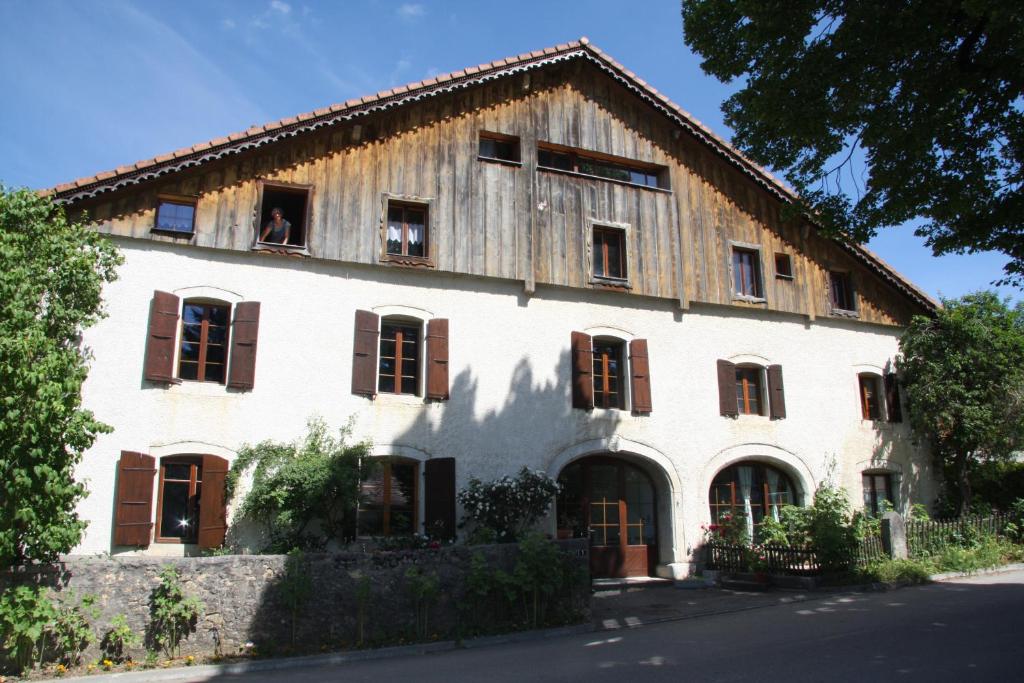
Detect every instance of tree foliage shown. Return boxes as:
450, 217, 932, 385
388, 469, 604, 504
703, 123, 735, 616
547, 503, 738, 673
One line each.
898, 292, 1024, 513
227, 417, 371, 552
0, 186, 121, 568
681, 1, 1024, 284
457, 467, 561, 543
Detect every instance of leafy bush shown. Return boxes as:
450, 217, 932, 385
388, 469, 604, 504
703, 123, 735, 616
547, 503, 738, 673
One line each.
228, 417, 371, 552
404, 567, 440, 639
279, 549, 312, 649
458, 467, 560, 542
0, 585, 55, 674
809, 483, 859, 571
47, 592, 98, 667
101, 614, 140, 663
861, 558, 935, 584
148, 566, 203, 658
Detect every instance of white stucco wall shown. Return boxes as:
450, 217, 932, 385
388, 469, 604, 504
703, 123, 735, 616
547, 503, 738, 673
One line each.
74, 238, 936, 571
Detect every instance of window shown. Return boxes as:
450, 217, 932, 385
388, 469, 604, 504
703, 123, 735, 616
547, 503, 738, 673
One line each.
735, 366, 763, 415
156, 458, 201, 543
829, 270, 855, 312
592, 338, 625, 410
732, 247, 763, 298
537, 143, 667, 189
709, 462, 797, 536
858, 373, 882, 420
385, 202, 428, 260
358, 459, 418, 536
478, 132, 520, 163
379, 320, 421, 395
256, 181, 311, 247
179, 301, 230, 383
774, 253, 793, 279
863, 473, 893, 516
593, 226, 627, 281
154, 196, 197, 235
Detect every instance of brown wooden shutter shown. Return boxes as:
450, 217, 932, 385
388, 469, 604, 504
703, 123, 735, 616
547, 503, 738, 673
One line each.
143, 291, 180, 383
227, 301, 260, 390
571, 331, 594, 410
424, 457, 456, 541
426, 318, 449, 400
629, 338, 652, 413
352, 310, 380, 397
113, 451, 156, 546
717, 359, 738, 417
198, 455, 230, 549
767, 364, 787, 419
885, 372, 903, 423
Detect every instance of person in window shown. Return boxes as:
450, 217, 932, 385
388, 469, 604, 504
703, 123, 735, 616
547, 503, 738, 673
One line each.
260, 207, 291, 244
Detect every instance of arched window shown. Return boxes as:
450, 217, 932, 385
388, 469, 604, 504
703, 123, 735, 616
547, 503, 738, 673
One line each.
709, 462, 797, 537
358, 458, 419, 536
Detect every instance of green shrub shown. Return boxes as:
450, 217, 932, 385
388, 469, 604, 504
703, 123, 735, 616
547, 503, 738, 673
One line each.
457, 468, 560, 542
0, 585, 55, 674
48, 592, 99, 667
861, 558, 935, 584
404, 567, 439, 640
101, 613, 140, 663
279, 549, 313, 649
148, 566, 203, 658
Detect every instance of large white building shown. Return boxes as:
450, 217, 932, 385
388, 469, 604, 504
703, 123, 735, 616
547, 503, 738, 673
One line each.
54, 40, 937, 577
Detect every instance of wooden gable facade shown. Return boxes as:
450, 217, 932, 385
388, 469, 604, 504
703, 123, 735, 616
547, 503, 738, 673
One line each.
54, 40, 933, 327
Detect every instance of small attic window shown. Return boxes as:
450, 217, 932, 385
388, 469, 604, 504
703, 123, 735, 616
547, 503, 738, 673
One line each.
153, 195, 197, 235
478, 132, 521, 164
775, 253, 793, 279
256, 181, 312, 248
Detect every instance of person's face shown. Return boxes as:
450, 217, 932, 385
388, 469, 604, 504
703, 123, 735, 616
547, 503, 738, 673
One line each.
272, 211, 282, 221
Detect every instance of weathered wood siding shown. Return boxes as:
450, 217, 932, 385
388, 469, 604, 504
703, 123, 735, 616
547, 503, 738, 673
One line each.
78, 61, 919, 326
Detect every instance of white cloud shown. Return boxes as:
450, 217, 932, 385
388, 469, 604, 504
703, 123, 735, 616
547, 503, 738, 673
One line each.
397, 3, 425, 20
270, 0, 292, 14
221, 18, 236, 30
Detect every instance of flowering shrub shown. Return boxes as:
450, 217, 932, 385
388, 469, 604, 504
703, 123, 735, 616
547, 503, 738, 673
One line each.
457, 468, 560, 542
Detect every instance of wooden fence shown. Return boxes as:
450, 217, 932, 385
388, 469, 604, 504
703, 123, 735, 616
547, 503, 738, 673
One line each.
906, 513, 1011, 559
705, 541, 822, 575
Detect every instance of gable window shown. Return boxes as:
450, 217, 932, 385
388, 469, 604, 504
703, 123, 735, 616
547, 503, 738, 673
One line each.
385, 202, 428, 260
379, 319, 421, 395
858, 373, 883, 420
256, 181, 311, 248
154, 196, 197, 235
179, 301, 230, 383
479, 132, 521, 164
593, 226, 627, 281
732, 247, 763, 299
358, 459, 418, 536
774, 253, 793, 280
829, 270, 856, 312
537, 143, 667, 189
592, 338, 625, 410
709, 462, 797, 539
863, 473, 894, 516
735, 365, 763, 416
156, 458, 201, 543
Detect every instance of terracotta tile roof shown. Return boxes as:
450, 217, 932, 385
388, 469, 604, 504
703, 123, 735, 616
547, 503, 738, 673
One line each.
44, 38, 936, 311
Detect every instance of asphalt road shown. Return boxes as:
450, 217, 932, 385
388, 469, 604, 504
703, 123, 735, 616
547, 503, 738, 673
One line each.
207, 570, 1024, 682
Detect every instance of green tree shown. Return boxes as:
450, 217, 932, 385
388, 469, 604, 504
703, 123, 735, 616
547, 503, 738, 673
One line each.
0, 186, 121, 568
227, 417, 371, 552
898, 292, 1024, 514
681, 1, 1024, 284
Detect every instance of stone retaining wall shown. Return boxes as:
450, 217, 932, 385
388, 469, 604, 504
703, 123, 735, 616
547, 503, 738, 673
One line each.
2, 540, 589, 660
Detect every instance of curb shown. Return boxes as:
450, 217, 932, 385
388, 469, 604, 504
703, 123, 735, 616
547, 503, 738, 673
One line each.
55, 622, 596, 683
928, 561, 1024, 582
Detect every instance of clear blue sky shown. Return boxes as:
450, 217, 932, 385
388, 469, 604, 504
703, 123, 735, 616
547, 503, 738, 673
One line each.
1, 0, 1016, 303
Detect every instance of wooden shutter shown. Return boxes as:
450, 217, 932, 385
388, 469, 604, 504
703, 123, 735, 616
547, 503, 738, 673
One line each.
426, 318, 450, 400
424, 458, 456, 540
143, 291, 180, 382
717, 359, 738, 417
227, 301, 261, 390
629, 338, 652, 413
571, 331, 594, 410
198, 455, 230, 549
767, 364, 787, 419
113, 451, 156, 546
352, 310, 380, 397
885, 372, 903, 423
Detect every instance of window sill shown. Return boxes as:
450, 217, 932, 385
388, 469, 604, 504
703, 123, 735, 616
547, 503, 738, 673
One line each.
150, 229, 195, 239
591, 276, 632, 291
154, 538, 197, 545
830, 307, 859, 319
252, 241, 310, 256
732, 294, 767, 305
537, 166, 671, 193
373, 393, 425, 407
165, 381, 231, 397
775, 274, 794, 281
478, 155, 522, 167
381, 254, 436, 268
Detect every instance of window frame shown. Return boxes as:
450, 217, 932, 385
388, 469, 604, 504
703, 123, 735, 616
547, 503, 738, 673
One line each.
735, 365, 765, 416
592, 337, 627, 410
590, 222, 630, 287
357, 458, 420, 537
379, 194, 435, 267
478, 131, 522, 166
774, 252, 794, 280
536, 142, 670, 191
829, 270, 858, 315
729, 242, 766, 302
858, 372, 883, 420
253, 179, 313, 252
708, 462, 798, 534
378, 317, 423, 397
178, 299, 231, 385
154, 457, 202, 544
152, 194, 198, 237
862, 472, 894, 516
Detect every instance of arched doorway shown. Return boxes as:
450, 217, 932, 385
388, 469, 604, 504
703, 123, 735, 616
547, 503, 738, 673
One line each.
557, 456, 658, 578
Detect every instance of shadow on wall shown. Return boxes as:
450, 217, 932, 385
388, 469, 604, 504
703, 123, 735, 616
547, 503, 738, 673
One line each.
869, 420, 932, 514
